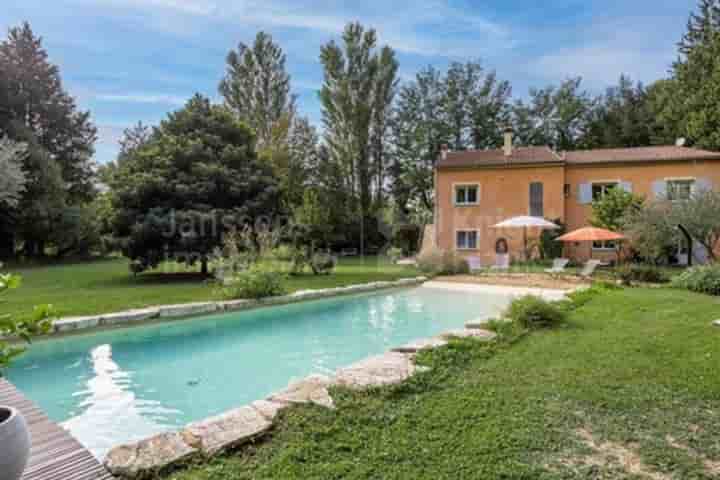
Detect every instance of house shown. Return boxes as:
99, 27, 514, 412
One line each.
433, 129, 720, 264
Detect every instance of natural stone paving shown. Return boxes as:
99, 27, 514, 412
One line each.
158, 302, 219, 318
104, 431, 198, 478
268, 374, 335, 409
50, 276, 428, 336
439, 328, 498, 341
182, 405, 272, 455
392, 337, 448, 354
334, 352, 417, 389
250, 399, 289, 421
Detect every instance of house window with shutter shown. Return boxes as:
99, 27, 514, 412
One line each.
667, 179, 695, 201
529, 182, 543, 217
454, 184, 479, 206
456, 230, 478, 250
591, 182, 619, 201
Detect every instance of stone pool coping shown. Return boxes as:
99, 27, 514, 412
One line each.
103, 281, 572, 478
103, 328, 500, 478
49, 276, 429, 336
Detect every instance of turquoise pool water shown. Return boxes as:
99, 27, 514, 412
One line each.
8, 286, 513, 458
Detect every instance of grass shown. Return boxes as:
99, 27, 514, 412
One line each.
167, 287, 720, 479
2, 256, 418, 318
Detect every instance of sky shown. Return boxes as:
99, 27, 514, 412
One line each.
1, 0, 699, 164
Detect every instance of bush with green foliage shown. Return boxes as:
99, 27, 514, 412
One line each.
387, 247, 403, 263
616, 263, 669, 285
672, 264, 720, 296
0, 269, 53, 375
311, 252, 336, 275
218, 264, 287, 300
504, 295, 567, 329
417, 249, 469, 275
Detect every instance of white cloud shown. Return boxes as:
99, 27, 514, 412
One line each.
93, 93, 189, 105
527, 18, 677, 88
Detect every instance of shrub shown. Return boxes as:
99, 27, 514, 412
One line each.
672, 264, 720, 295
616, 263, 669, 285
0, 268, 53, 374
504, 295, 567, 329
417, 249, 469, 275
219, 265, 287, 300
311, 253, 336, 275
387, 247, 403, 263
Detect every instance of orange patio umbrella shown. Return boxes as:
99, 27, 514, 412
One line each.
555, 227, 626, 260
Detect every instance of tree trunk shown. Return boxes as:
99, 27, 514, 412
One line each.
0, 231, 15, 260
201, 257, 208, 275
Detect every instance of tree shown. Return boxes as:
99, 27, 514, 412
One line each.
391, 66, 447, 216
661, 1, 720, 150
590, 187, 644, 231
669, 188, 720, 261
0, 22, 97, 258
0, 137, 27, 208
0, 22, 96, 202
581, 75, 654, 149
219, 31, 296, 152
110, 95, 281, 274
623, 202, 679, 264
513, 77, 593, 150
319, 22, 398, 229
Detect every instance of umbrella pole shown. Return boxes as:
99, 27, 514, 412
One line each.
524, 226, 528, 261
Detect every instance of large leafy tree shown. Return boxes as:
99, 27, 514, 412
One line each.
581, 75, 655, 149
0, 22, 97, 258
513, 77, 593, 151
0, 137, 27, 209
110, 95, 281, 274
219, 31, 296, 152
319, 22, 398, 224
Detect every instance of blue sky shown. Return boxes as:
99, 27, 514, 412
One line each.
1, 0, 698, 164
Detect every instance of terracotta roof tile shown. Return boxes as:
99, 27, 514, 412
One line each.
436, 145, 720, 169
438, 146, 560, 168
564, 146, 720, 164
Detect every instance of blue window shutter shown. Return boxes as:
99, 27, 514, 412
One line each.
620, 181, 633, 193
652, 180, 667, 200
695, 178, 713, 193
577, 183, 592, 204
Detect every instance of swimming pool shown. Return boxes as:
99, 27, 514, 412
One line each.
8, 286, 514, 459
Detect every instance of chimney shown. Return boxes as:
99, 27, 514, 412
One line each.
440, 143, 449, 161
503, 126, 513, 157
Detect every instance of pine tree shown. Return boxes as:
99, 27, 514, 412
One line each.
0, 22, 96, 203
679, 0, 720, 55
219, 31, 296, 151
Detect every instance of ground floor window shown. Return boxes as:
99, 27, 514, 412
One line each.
667, 179, 695, 201
592, 240, 616, 250
456, 230, 478, 250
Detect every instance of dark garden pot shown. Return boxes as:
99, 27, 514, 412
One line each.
0, 406, 31, 480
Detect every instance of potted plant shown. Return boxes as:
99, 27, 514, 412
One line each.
0, 269, 53, 480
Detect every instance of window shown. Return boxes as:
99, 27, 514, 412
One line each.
454, 184, 479, 206
592, 240, 616, 251
456, 230, 478, 250
564, 184, 571, 198
529, 182, 544, 217
591, 182, 618, 201
667, 179, 695, 201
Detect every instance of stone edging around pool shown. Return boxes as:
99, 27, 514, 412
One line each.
50, 276, 429, 336
103, 326, 499, 478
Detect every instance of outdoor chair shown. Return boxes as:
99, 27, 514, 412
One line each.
579, 259, 602, 279
467, 255, 484, 273
490, 253, 510, 272
544, 258, 570, 275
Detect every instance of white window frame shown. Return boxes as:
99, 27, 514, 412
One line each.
665, 177, 696, 202
592, 240, 617, 251
453, 183, 480, 206
455, 229, 479, 251
590, 180, 620, 201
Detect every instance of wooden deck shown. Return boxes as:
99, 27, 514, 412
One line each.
0, 379, 114, 480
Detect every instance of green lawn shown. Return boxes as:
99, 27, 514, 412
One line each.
168, 287, 720, 479
3, 256, 418, 318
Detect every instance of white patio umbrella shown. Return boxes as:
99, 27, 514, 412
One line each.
491, 216, 560, 260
